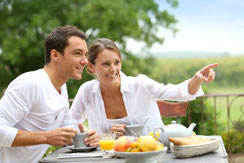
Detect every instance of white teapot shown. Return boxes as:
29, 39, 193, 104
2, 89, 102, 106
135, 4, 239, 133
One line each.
153, 121, 196, 149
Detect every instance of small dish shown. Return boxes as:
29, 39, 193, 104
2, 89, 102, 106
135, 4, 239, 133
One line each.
126, 124, 144, 136
66, 145, 97, 152
115, 147, 167, 163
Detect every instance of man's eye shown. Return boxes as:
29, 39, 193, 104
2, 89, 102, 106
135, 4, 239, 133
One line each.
74, 52, 80, 55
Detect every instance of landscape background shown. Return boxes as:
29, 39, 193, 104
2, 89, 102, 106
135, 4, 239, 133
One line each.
0, 0, 243, 156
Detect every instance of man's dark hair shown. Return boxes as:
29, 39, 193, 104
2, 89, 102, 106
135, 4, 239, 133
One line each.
44, 25, 87, 64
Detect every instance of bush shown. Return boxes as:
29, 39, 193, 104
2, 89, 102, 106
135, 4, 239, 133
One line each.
221, 130, 244, 153
233, 120, 244, 133
43, 146, 61, 158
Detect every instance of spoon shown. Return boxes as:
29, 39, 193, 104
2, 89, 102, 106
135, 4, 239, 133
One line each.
143, 117, 149, 126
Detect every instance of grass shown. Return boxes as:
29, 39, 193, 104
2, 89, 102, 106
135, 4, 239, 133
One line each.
206, 87, 244, 131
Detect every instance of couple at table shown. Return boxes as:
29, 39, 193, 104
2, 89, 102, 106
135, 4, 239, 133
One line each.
0, 25, 217, 163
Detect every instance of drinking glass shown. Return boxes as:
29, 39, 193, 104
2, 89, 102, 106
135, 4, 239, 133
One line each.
99, 133, 116, 158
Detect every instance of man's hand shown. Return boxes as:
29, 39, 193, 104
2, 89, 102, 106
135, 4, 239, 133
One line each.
11, 127, 78, 147
45, 127, 78, 146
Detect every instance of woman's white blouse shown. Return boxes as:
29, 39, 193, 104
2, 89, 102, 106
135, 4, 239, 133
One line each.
70, 72, 204, 135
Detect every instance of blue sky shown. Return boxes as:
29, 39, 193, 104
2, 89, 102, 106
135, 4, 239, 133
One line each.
127, 0, 244, 55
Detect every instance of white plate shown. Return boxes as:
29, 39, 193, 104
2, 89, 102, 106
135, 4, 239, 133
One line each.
115, 147, 167, 163
170, 136, 221, 158
66, 145, 97, 152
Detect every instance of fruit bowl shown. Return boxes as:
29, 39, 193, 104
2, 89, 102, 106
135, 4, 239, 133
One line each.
115, 147, 167, 163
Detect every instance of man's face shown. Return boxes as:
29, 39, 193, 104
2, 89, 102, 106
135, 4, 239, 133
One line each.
58, 36, 88, 80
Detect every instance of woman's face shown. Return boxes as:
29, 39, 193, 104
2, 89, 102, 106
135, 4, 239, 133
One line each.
90, 49, 121, 85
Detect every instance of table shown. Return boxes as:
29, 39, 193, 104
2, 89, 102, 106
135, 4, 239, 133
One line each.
39, 136, 228, 163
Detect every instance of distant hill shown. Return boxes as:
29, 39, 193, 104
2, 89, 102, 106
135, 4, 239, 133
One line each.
136, 51, 232, 58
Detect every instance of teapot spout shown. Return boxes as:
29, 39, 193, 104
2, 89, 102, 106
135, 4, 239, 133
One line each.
188, 123, 196, 133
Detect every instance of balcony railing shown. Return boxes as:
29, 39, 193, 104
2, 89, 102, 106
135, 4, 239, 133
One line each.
191, 93, 244, 160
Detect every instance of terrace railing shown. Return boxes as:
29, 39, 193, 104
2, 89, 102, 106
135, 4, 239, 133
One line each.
187, 93, 244, 160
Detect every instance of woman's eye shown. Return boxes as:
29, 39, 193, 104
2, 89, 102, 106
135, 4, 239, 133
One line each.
103, 62, 110, 66
115, 60, 120, 65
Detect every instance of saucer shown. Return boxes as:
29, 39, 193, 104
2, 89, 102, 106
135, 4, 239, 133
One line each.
67, 145, 97, 152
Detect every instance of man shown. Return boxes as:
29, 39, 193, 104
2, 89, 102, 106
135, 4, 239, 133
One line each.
0, 26, 99, 163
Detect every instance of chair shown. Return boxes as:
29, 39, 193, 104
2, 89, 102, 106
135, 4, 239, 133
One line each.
156, 100, 188, 123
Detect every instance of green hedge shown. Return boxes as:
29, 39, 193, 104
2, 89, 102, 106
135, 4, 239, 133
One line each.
221, 130, 244, 153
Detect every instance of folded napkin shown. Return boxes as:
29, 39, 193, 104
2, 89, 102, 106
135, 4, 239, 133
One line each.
58, 153, 102, 159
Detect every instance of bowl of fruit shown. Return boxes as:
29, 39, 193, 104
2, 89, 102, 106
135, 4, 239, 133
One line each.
114, 136, 167, 163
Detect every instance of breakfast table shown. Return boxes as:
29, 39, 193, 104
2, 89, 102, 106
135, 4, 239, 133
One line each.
39, 136, 228, 163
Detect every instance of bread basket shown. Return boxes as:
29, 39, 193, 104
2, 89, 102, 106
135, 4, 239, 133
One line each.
170, 136, 221, 158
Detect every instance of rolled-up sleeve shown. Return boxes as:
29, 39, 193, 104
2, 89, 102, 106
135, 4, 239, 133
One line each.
0, 79, 35, 147
139, 75, 204, 101
178, 79, 204, 100
0, 97, 25, 147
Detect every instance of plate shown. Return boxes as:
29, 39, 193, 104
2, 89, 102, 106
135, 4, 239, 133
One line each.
66, 145, 97, 152
115, 147, 167, 163
170, 136, 221, 158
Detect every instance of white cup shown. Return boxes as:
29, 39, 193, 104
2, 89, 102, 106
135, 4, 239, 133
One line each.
72, 132, 89, 148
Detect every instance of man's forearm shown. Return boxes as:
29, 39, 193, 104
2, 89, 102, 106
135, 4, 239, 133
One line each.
11, 127, 77, 147
11, 130, 47, 147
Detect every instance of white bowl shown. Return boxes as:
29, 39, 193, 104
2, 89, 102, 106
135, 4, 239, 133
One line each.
115, 147, 167, 163
126, 124, 144, 136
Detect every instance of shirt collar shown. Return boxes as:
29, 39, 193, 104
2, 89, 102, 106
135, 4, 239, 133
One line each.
120, 71, 130, 92
92, 71, 130, 95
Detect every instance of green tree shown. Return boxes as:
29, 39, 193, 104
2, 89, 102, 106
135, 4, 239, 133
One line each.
0, 0, 178, 97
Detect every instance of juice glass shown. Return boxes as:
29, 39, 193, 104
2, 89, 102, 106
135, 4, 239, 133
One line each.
99, 133, 116, 158
99, 139, 115, 150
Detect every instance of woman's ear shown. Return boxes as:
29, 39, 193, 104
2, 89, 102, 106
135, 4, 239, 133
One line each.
87, 62, 95, 73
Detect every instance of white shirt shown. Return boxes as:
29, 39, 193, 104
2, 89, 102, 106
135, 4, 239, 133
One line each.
0, 69, 74, 163
71, 72, 204, 135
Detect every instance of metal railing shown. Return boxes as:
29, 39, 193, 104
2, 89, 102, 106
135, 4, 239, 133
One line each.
192, 93, 244, 160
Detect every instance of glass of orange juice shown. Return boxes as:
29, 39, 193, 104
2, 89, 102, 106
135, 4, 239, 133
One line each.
99, 133, 116, 158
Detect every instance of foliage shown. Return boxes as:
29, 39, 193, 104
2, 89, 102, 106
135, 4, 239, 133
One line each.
0, 0, 178, 97
233, 120, 244, 133
150, 56, 244, 88
221, 130, 244, 153
43, 145, 62, 158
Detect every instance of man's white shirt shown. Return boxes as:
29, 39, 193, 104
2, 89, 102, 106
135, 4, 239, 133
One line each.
0, 69, 74, 163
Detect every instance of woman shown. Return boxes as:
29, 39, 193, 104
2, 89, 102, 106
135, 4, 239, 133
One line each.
70, 38, 217, 137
